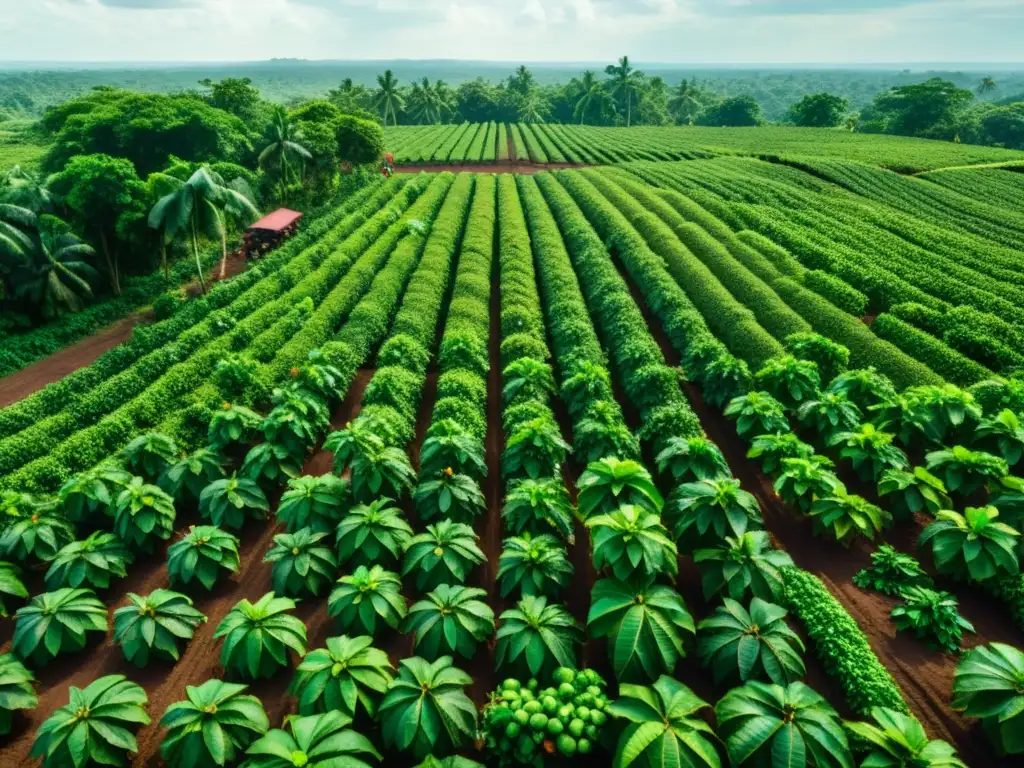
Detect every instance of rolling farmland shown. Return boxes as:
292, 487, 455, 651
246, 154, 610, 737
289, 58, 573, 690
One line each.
1, 130, 1024, 768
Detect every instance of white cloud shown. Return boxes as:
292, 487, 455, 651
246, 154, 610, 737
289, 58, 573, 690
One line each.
0, 0, 1019, 62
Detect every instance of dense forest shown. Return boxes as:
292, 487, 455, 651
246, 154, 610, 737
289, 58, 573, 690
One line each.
2, 60, 1023, 125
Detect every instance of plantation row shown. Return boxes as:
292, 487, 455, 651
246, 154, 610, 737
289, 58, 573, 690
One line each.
620, 157, 1024, 388
382, 122, 1024, 170
0, 167, 1021, 767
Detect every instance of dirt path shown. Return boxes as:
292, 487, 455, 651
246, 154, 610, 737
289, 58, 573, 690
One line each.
0, 252, 249, 409
396, 161, 586, 175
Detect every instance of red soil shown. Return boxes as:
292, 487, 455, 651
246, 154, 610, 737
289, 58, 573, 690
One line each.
396, 162, 586, 176
0, 251, 249, 409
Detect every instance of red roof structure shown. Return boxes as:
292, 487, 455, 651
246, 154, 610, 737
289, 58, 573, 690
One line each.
248, 208, 303, 233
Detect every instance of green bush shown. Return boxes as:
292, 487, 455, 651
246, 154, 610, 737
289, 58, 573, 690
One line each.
804, 269, 869, 316
781, 566, 909, 715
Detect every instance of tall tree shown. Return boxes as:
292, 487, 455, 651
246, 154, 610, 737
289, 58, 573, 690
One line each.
258, 106, 312, 203
374, 70, 405, 127
605, 56, 644, 127
4, 215, 97, 317
148, 167, 258, 294
668, 78, 705, 125
408, 78, 443, 124
978, 77, 998, 96
788, 92, 850, 127
49, 154, 147, 296
508, 65, 536, 97
573, 71, 615, 125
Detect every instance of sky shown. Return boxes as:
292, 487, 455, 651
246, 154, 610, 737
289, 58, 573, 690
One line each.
1, 0, 1022, 64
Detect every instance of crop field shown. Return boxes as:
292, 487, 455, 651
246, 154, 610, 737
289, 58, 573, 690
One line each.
0, 121, 47, 173
1, 143, 1024, 768
384, 122, 1024, 171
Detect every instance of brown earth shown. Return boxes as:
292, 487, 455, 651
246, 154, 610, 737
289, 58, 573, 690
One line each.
0, 251, 249, 409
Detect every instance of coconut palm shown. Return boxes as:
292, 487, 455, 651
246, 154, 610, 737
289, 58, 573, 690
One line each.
0, 202, 35, 261
4, 216, 97, 317
573, 71, 615, 125
258, 106, 312, 204
669, 78, 705, 125
978, 77, 998, 95
408, 78, 444, 124
374, 70, 405, 127
605, 56, 644, 127
148, 167, 258, 293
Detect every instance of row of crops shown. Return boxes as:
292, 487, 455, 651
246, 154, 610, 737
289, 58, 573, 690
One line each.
383, 123, 1024, 171
635, 157, 1024, 390
0, 164, 1022, 767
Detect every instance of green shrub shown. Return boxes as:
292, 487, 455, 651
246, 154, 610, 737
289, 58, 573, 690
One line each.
113, 589, 206, 666
168, 525, 240, 591
496, 533, 573, 600
892, 586, 974, 654
804, 269, 868, 315
214, 593, 307, 679
45, 531, 133, 591
587, 576, 695, 684
716, 681, 852, 768
403, 521, 485, 592
781, 566, 909, 715
31, 676, 150, 768
13, 588, 107, 664
290, 635, 394, 718
378, 656, 477, 760
264, 528, 337, 597
494, 596, 582, 680
114, 477, 176, 552
159, 679, 269, 767
588, 505, 678, 581
199, 473, 270, 531
698, 597, 806, 686
328, 565, 407, 637
242, 711, 382, 767
277, 474, 348, 533
403, 585, 495, 661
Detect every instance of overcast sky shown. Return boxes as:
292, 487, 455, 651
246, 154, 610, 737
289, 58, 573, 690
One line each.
1, 0, 1022, 64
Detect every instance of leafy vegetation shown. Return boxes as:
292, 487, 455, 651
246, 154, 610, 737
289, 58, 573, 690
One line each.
159, 679, 270, 767
167, 525, 240, 591
13, 587, 107, 664
328, 565, 407, 637
378, 656, 477, 759
113, 589, 206, 666
289, 635, 394, 718
31, 676, 150, 768
697, 597, 806, 686
214, 593, 307, 679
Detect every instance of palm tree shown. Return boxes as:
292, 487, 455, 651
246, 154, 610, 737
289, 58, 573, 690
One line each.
409, 78, 443, 124
668, 78, 703, 125
434, 80, 456, 123
328, 78, 369, 109
4, 215, 97, 317
573, 71, 614, 125
0, 202, 35, 260
148, 167, 258, 294
258, 107, 312, 203
978, 77, 998, 96
519, 92, 546, 124
605, 55, 644, 127
1, 166, 56, 213
374, 70, 405, 127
